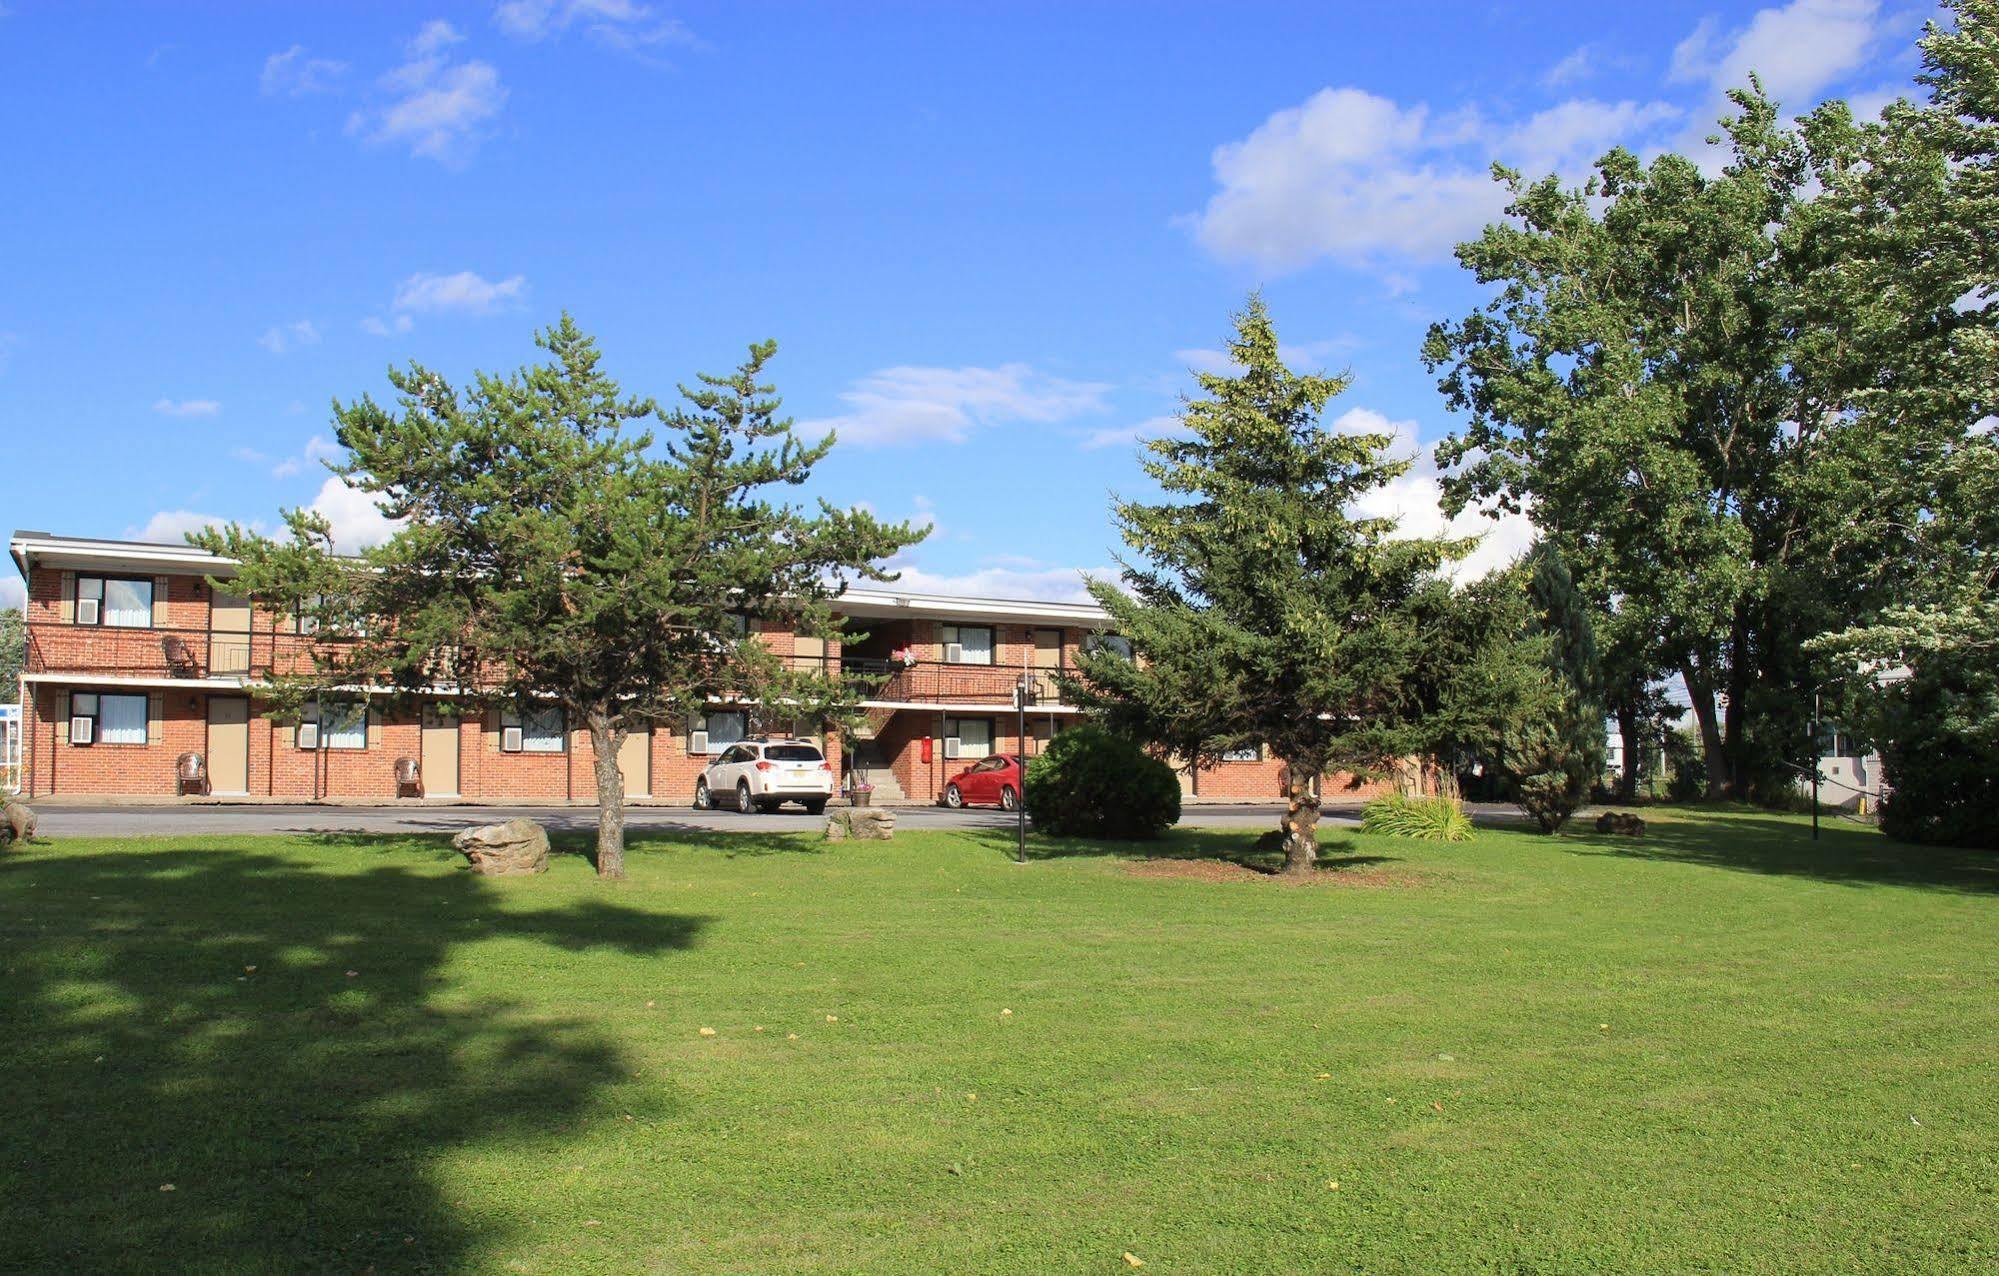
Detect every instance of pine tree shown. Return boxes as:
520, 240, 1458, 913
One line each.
193, 316, 924, 878
1502, 544, 1606, 833
1074, 297, 1467, 875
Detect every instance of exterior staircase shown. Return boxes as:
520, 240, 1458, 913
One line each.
846, 739, 908, 804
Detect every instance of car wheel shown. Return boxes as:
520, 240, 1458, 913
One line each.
693, 778, 711, 810
803, 798, 827, 815
943, 783, 964, 809
1000, 785, 1019, 812
737, 781, 755, 814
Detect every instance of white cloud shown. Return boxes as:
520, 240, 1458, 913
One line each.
878, 557, 1116, 605
1671, 0, 1884, 159
1080, 414, 1184, 452
1329, 406, 1423, 466
360, 313, 415, 337
392, 269, 527, 315
257, 318, 321, 354
307, 477, 399, 551
1187, 86, 1678, 272
1351, 472, 1536, 583
260, 44, 348, 96
130, 510, 230, 544
347, 22, 506, 165
273, 434, 344, 480
800, 364, 1112, 447
233, 446, 267, 465
154, 398, 221, 418
0, 575, 23, 611
494, 0, 697, 51
272, 458, 302, 479
1543, 45, 1596, 88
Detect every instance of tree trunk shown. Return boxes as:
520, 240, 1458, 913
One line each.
586, 708, 627, 880
1278, 759, 1321, 877
1723, 609, 1750, 800
1616, 705, 1640, 803
1681, 662, 1728, 799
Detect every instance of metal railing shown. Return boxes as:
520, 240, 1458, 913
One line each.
26, 624, 1073, 707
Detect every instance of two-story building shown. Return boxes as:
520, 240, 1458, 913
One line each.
10, 529, 1388, 806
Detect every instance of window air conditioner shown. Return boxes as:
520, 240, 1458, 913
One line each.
76, 598, 100, 625
296, 721, 320, 750
501, 726, 524, 753
70, 716, 94, 745
690, 730, 710, 755
944, 642, 963, 663
943, 736, 961, 760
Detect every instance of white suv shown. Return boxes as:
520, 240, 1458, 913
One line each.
694, 738, 835, 814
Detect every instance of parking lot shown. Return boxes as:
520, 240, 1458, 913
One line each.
25, 799, 1397, 840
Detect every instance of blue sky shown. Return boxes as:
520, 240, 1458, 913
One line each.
0, 0, 1935, 610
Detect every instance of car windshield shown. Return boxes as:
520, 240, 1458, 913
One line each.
765, 745, 823, 762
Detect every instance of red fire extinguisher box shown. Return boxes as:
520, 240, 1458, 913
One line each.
920, 736, 934, 764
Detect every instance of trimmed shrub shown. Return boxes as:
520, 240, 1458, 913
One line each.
1023, 725, 1180, 840
1360, 794, 1474, 842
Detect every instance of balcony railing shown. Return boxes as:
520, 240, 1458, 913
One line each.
26, 624, 1073, 707
25, 624, 338, 682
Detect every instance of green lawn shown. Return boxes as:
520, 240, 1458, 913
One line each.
2, 812, 1995, 1273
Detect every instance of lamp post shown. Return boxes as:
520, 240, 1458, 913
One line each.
1811, 683, 1823, 841
1013, 673, 1031, 865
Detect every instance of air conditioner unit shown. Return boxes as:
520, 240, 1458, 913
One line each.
944, 642, 963, 663
297, 721, 320, 750
76, 597, 100, 625
501, 726, 524, 753
69, 716, 94, 745
943, 736, 961, 760
689, 730, 710, 756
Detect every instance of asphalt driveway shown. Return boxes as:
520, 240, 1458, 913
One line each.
20, 799, 1451, 840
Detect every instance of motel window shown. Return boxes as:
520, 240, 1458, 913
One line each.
77, 576, 154, 629
941, 625, 994, 665
690, 710, 747, 755
944, 716, 993, 760
501, 706, 567, 754
1084, 634, 1133, 661
299, 702, 368, 750
1220, 744, 1261, 763
69, 692, 147, 746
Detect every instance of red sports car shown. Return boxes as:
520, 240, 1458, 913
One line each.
941, 754, 1023, 810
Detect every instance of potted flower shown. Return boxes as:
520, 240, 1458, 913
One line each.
846, 779, 875, 807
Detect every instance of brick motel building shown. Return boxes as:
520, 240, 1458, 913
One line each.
10, 530, 1392, 807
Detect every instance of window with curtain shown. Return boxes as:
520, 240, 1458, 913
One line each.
321, 703, 368, 750
98, 694, 149, 745
941, 625, 994, 664
945, 716, 993, 758
522, 706, 565, 753
700, 710, 746, 752
78, 576, 154, 628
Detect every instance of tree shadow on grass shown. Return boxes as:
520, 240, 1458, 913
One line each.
1562, 810, 1999, 894
960, 826, 1397, 876
0, 846, 708, 1272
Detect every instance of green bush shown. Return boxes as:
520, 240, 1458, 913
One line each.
1360, 794, 1474, 842
1023, 725, 1180, 840
1878, 656, 1999, 848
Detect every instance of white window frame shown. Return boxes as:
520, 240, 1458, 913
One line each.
301, 702, 367, 751
1084, 633, 1133, 661
1220, 744, 1261, 763
691, 709, 746, 755
940, 624, 994, 666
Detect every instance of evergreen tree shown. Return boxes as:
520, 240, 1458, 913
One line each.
194, 316, 924, 878
1501, 544, 1606, 833
1073, 297, 1467, 875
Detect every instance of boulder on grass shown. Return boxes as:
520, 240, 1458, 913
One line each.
825, 807, 896, 842
1, 800, 37, 848
1594, 811, 1647, 837
452, 817, 550, 875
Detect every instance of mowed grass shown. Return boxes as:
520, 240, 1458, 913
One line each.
2, 812, 1995, 1273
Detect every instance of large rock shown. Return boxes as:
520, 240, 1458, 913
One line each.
825, 807, 896, 842
1, 800, 37, 848
452, 817, 550, 875
1594, 811, 1647, 837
